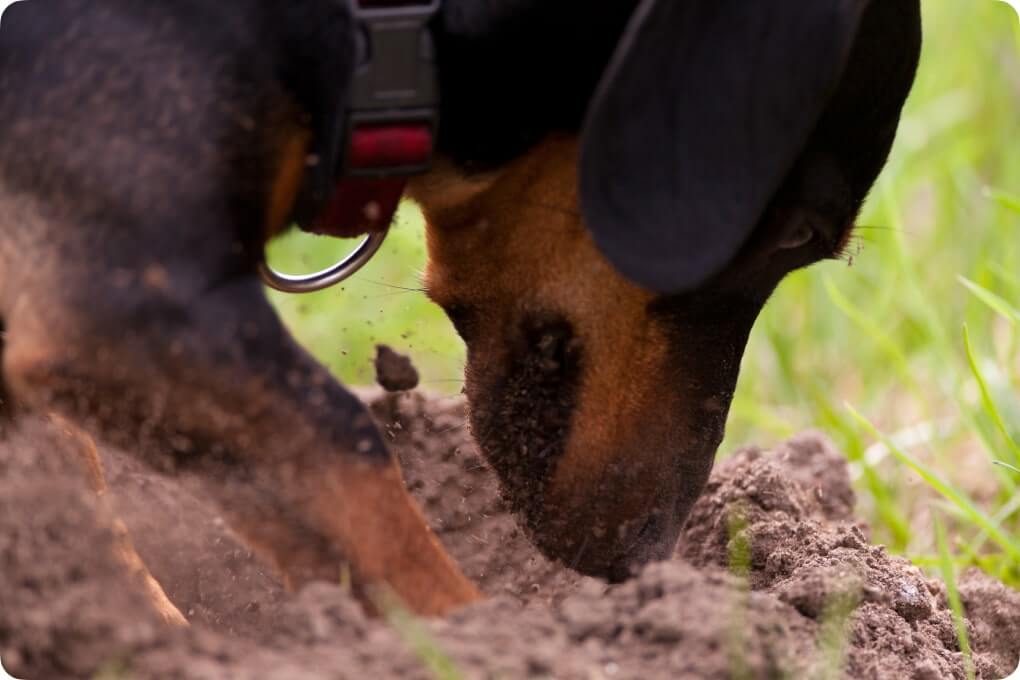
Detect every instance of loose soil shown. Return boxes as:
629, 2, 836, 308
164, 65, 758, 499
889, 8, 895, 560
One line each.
1, 390, 1018, 679
374, 345, 421, 393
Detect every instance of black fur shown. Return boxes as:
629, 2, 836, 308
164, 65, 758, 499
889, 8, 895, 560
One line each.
429, 0, 923, 294
581, 0, 921, 294
432, 0, 637, 172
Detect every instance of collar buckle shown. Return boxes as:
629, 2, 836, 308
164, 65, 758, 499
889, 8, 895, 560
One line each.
345, 0, 440, 176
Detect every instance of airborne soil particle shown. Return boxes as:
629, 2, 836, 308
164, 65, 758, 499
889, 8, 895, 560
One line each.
1, 392, 1018, 679
374, 344, 420, 392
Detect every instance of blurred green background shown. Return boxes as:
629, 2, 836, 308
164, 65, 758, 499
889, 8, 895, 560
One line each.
268, 1, 1020, 585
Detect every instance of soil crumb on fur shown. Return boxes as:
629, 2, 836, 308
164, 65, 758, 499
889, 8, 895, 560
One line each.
374, 345, 420, 392
1, 392, 1018, 679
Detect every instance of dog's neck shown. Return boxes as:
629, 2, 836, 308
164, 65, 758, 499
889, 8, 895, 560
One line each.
408, 135, 579, 228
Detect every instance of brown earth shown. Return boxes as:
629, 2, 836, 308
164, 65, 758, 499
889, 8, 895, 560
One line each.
374, 345, 421, 393
1, 389, 1018, 679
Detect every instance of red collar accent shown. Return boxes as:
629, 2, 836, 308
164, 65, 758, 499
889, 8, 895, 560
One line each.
313, 124, 433, 237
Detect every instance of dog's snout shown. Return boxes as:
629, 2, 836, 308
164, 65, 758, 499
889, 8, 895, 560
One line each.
602, 512, 671, 583
635, 510, 666, 545
416, 138, 754, 581
524, 318, 577, 373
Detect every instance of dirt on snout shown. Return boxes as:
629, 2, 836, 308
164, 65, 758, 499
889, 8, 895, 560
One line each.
1, 390, 1018, 679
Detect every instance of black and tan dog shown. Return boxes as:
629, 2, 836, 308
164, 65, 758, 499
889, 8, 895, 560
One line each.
0, 0, 922, 619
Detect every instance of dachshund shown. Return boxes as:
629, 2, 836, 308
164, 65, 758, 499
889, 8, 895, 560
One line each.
0, 0, 922, 619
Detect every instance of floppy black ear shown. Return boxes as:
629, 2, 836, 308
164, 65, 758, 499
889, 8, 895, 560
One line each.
579, 0, 868, 294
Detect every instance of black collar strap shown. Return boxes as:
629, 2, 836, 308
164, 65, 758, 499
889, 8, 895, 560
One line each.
262, 0, 440, 293
317, 0, 439, 234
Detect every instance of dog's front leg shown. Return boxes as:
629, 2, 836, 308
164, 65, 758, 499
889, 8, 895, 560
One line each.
47, 413, 188, 627
2, 276, 480, 617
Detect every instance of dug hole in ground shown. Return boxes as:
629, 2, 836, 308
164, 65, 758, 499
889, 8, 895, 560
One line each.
1, 380, 1019, 679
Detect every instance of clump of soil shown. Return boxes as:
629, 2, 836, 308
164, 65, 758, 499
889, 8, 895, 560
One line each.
374, 345, 420, 392
1, 391, 1018, 679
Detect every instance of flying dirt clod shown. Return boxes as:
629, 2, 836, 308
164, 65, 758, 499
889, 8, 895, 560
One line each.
374, 345, 420, 392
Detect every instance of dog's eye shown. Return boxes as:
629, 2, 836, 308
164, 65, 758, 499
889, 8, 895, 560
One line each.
777, 223, 816, 250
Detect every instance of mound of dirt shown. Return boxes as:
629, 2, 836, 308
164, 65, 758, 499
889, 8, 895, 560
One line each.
1, 391, 1018, 679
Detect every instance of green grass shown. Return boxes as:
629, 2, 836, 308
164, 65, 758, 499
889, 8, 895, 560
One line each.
725, 507, 753, 680
269, 0, 1020, 596
266, 202, 463, 390
722, 0, 1020, 590
936, 517, 977, 680
376, 590, 465, 680
815, 587, 862, 680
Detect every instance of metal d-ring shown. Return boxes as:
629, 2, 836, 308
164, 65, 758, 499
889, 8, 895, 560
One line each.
258, 227, 390, 294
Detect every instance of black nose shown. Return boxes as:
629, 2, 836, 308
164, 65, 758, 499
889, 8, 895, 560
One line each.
606, 512, 673, 582
605, 559, 635, 584
563, 511, 677, 583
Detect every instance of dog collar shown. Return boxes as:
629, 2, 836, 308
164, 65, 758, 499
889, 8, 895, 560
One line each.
260, 0, 440, 294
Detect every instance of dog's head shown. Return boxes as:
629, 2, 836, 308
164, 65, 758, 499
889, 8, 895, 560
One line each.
406, 0, 922, 579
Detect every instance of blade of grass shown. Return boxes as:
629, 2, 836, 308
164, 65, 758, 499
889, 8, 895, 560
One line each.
959, 277, 1020, 324
965, 491, 1020, 559
986, 187, 1020, 214
988, 262, 1020, 291
814, 386, 912, 549
874, 182, 960, 376
847, 404, 1020, 561
822, 277, 916, 388
935, 517, 976, 680
373, 589, 464, 680
726, 506, 753, 680
727, 399, 798, 441
815, 585, 862, 680
995, 461, 1020, 473
954, 539, 1003, 577
961, 408, 1019, 494
963, 324, 1020, 464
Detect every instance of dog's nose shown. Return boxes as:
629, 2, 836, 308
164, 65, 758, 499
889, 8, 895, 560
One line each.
533, 424, 723, 582
543, 503, 681, 583
601, 511, 676, 583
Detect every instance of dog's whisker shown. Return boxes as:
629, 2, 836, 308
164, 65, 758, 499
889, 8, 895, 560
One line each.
569, 534, 591, 572
365, 291, 426, 300
354, 278, 427, 293
852, 224, 898, 232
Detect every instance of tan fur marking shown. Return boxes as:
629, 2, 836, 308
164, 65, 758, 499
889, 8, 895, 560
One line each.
265, 128, 311, 239
50, 414, 189, 627
307, 459, 483, 615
